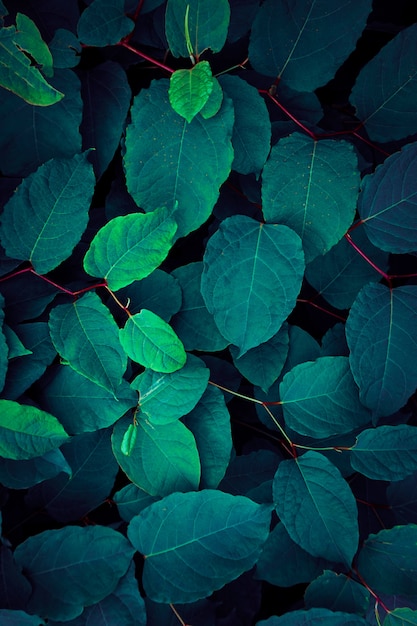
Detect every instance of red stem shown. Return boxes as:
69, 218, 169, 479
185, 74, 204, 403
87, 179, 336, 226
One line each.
297, 298, 347, 322
344, 233, 391, 283
259, 89, 316, 139
118, 40, 174, 74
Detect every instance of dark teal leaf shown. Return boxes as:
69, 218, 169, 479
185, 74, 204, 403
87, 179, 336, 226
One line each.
219, 450, 281, 501
262, 134, 359, 263
0, 448, 71, 490
49, 28, 81, 69
123, 79, 234, 239
255, 522, 330, 587
113, 483, 158, 523
387, 473, 417, 525
280, 356, 371, 438
305, 570, 370, 615
40, 366, 136, 434
227, 0, 259, 43
350, 425, 417, 482
384, 608, 417, 626
346, 284, 417, 418
183, 385, 232, 489
127, 490, 271, 603
0, 400, 69, 460
0, 69, 82, 177
248, 0, 371, 91
0, 545, 32, 610
201, 215, 304, 356
131, 353, 209, 425
0, 293, 7, 393
256, 608, 368, 625
351, 24, 417, 142
168, 61, 214, 123
171, 262, 229, 351
273, 451, 359, 566
145, 597, 216, 626
357, 525, 417, 597
26, 429, 118, 523
0, 611, 45, 625
320, 324, 349, 358
358, 143, 417, 253
48, 291, 127, 395
117, 269, 182, 321
0, 152, 95, 274
80, 61, 131, 178
305, 227, 389, 310
77, 0, 134, 46
84, 208, 177, 290
0, 275, 57, 323
120, 309, 186, 372
112, 415, 200, 496
230, 324, 289, 393
14, 525, 135, 621
165, 0, 230, 58
219, 75, 271, 176
3, 325, 32, 358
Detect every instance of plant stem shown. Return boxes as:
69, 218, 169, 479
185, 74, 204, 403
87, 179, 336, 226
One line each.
208, 380, 264, 405
118, 40, 174, 74
344, 233, 390, 282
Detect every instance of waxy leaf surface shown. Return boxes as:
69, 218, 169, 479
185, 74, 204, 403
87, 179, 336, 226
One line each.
201, 215, 304, 356
77, 0, 134, 46
169, 61, 213, 123
128, 490, 271, 603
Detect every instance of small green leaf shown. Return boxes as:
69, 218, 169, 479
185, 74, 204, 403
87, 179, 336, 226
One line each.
119, 309, 186, 373
200, 76, 223, 119
169, 61, 214, 123
121, 423, 137, 456
77, 0, 134, 46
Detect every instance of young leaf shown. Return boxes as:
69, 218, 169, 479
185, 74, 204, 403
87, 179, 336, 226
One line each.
168, 61, 214, 123
119, 309, 186, 373
83, 207, 177, 290
0, 400, 69, 461
201, 215, 305, 356
48, 291, 127, 395
121, 423, 137, 456
346, 284, 417, 418
279, 356, 371, 438
127, 490, 272, 603
304, 570, 370, 615
0, 152, 95, 274
200, 75, 223, 119
350, 425, 417, 482
262, 134, 360, 262
273, 451, 359, 566
77, 0, 134, 46
14, 525, 135, 621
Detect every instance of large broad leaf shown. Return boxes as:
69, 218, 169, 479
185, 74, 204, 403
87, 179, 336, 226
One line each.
273, 451, 359, 566
77, 0, 134, 46
119, 309, 186, 373
0, 152, 95, 274
123, 79, 234, 239
127, 490, 271, 603
0, 13, 63, 105
48, 291, 127, 395
357, 525, 417, 597
351, 23, 417, 142
262, 134, 359, 263
346, 284, 417, 418
201, 215, 305, 356
0, 611, 45, 625
0, 448, 71, 490
165, 0, 230, 58
248, 0, 372, 92
350, 425, 417, 482
256, 608, 368, 625
14, 525, 134, 622
279, 356, 371, 438
131, 353, 209, 425
84, 208, 177, 290
304, 571, 370, 615
168, 61, 214, 123
358, 143, 417, 253
0, 400, 69, 460
112, 415, 200, 497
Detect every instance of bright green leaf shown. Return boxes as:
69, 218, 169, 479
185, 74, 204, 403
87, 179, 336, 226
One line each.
121, 423, 137, 456
200, 75, 223, 119
77, 0, 134, 46
169, 61, 214, 123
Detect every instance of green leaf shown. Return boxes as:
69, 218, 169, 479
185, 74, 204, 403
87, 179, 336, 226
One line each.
279, 356, 371, 438
256, 608, 368, 625
0, 610, 45, 625
113, 483, 158, 523
357, 525, 417, 597
200, 75, 223, 119
116, 269, 182, 322
384, 608, 417, 626
0, 152, 95, 274
358, 143, 417, 253
121, 423, 137, 456
165, 0, 230, 58
49, 28, 81, 69
14, 525, 135, 621
273, 451, 359, 566
3, 325, 32, 358
169, 61, 214, 123
0, 448, 71, 490
84, 208, 176, 290
131, 353, 209, 425
0, 399, 69, 460
219, 449, 281, 501
304, 570, 370, 615
248, 0, 372, 91
77, 0, 134, 46
351, 23, 417, 142
48, 291, 127, 395
262, 134, 360, 263
0, 14, 63, 105
123, 79, 234, 239
350, 425, 417, 482
201, 215, 305, 356
119, 309, 186, 373
127, 490, 271, 603
0, 294, 7, 393
112, 415, 200, 496
346, 284, 417, 418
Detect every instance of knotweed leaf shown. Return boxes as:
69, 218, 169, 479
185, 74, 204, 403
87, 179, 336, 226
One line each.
77, 0, 134, 46
169, 61, 214, 123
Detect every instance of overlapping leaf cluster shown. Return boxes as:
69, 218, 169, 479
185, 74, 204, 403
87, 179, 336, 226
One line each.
0, 0, 417, 624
